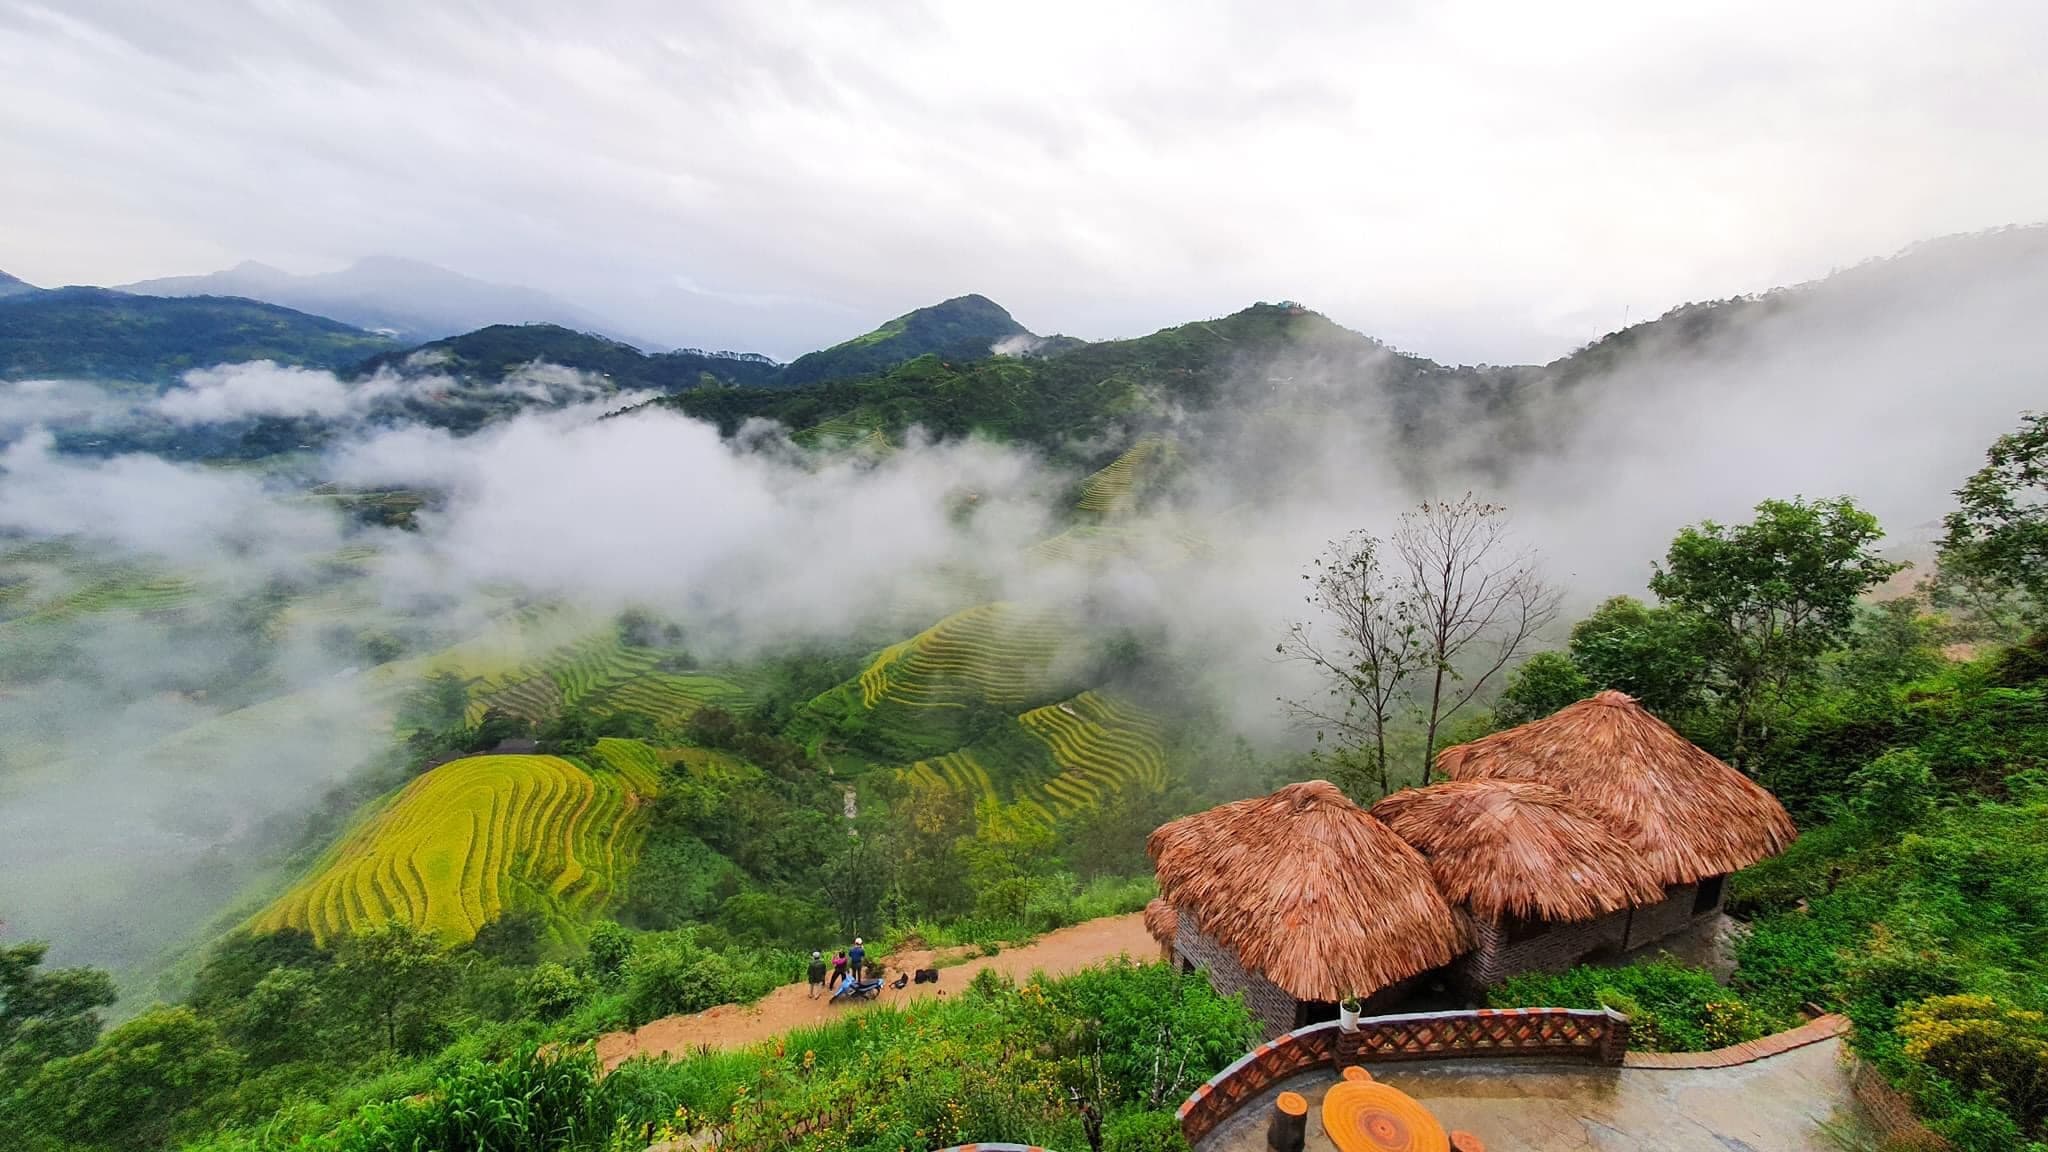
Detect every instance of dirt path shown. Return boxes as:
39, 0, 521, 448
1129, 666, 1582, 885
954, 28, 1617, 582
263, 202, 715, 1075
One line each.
596, 912, 1156, 1068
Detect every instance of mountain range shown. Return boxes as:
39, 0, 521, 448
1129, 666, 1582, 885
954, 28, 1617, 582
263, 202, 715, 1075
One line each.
6, 224, 2048, 467
114, 256, 621, 344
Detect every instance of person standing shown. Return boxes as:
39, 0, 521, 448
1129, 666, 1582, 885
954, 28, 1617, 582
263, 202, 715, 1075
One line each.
807, 950, 827, 998
849, 937, 866, 982
830, 949, 849, 991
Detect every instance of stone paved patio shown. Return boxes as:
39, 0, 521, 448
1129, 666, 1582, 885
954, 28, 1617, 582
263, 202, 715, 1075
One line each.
1195, 1037, 1855, 1152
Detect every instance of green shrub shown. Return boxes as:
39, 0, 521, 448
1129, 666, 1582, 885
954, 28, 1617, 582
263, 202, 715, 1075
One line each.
313, 1046, 615, 1152
1490, 958, 1784, 1053
520, 963, 592, 1022
1899, 995, 2048, 1140
1104, 1108, 1191, 1152
1850, 749, 1937, 833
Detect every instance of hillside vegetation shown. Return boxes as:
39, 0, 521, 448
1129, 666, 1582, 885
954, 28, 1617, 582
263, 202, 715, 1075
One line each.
0, 287, 396, 382
254, 747, 660, 946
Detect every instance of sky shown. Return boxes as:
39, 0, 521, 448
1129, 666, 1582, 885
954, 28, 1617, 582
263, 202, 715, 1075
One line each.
3, 0, 2047, 362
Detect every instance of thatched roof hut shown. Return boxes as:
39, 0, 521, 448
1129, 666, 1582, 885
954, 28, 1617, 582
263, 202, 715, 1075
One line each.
1147, 780, 1465, 1003
1437, 690, 1796, 886
1143, 897, 1178, 948
1370, 780, 1666, 923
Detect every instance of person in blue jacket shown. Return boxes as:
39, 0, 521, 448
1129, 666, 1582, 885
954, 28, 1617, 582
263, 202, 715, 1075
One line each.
848, 937, 865, 982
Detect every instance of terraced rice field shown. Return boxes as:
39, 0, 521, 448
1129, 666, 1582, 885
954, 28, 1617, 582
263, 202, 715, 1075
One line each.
1018, 691, 1168, 816
253, 750, 657, 944
581, 671, 757, 729
903, 750, 996, 799
32, 573, 196, 620
1076, 438, 1166, 516
856, 602, 1072, 712
468, 632, 664, 724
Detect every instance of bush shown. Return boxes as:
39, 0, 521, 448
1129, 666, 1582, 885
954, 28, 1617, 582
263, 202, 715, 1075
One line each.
1898, 995, 2048, 1140
520, 963, 592, 1023
1490, 958, 1784, 1053
1104, 1108, 1191, 1152
1849, 749, 1937, 833
314, 1047, 616, 1152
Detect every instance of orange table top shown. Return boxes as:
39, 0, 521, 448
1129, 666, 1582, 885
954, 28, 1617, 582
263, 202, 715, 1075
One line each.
1320, 1077, 1449, 1152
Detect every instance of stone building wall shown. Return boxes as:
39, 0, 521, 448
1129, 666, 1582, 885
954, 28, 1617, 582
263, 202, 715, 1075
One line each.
1623, 881, 1706, 950
1174, 920, 1301, 1036
1463, 905, 1633, 986
1463, 876, 1730, 987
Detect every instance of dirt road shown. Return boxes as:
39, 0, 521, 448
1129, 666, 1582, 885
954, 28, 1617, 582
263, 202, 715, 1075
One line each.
596, 912, 1156, 1068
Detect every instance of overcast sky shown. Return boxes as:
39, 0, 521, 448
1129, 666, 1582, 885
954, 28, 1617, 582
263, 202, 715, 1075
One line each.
3, 0, 2045, 362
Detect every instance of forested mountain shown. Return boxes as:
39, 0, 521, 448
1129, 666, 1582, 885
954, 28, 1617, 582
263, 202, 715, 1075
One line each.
360, 323, 783, 391
118, 256, 619, 344
776, 293, 1060, 387
0, 287, 397, 383
0, 269, 39, 298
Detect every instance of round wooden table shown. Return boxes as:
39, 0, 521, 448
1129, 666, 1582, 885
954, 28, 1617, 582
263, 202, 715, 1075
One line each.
1320, 1076, 1449, 1152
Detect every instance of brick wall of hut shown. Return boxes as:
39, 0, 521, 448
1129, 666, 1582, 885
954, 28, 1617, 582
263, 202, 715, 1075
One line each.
1463, 906, 1633, 986
1173, 920, 1301, 1037
1463, 876, 1729, 986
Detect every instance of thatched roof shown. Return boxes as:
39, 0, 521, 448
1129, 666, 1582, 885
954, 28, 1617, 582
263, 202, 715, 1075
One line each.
1437, 690, 1796, 885
1143, 897, 1178, 947
1369, 780, 1666, 923
1147, 780, 1465, 1002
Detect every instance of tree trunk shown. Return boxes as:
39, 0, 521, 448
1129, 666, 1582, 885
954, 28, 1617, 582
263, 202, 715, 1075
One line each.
1422, 661, 1448, 787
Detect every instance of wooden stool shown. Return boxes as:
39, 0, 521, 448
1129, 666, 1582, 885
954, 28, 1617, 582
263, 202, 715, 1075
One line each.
1449, 1131, 1485, 1152
1268, 1090, 1309, 1152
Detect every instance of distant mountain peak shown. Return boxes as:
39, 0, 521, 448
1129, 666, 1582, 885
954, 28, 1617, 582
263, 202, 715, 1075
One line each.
0, 268, 40, 298
778, 293, 1035, 386
115, 256, 624, 343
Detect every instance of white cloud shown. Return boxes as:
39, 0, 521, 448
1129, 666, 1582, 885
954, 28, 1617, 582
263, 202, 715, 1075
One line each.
3, 1, 2045, 361
152, 360, 358, 424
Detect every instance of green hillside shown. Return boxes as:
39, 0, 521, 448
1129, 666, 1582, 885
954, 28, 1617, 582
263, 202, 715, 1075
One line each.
777, 293, 1042, 387
0, 287, 397, 382
252, 745, 660, 946
356, 323, 783, 391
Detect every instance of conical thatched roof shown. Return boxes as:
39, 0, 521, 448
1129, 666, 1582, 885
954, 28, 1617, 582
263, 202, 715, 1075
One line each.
1437, 690, 1796, 885
1147, 780, 1465, 1002
1370, 780, 1666, 923
1143, 897, 1178, 947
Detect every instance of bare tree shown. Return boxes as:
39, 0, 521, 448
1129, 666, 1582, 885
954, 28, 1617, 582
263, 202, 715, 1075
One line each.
1277, 532, 1427, 795
1395, 494, 1560, 784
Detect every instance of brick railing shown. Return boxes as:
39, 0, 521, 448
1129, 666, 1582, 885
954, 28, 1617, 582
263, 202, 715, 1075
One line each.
1177, 1008, 1630, 1145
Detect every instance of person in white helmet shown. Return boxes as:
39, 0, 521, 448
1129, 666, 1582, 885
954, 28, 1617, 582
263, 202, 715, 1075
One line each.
848, 937, 866, 982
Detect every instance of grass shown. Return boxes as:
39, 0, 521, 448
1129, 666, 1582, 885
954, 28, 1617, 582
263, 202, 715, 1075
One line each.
253, 746, 661, 946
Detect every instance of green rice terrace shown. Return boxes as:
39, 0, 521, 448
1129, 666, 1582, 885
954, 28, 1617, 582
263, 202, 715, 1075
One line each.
253, 740, 663, 946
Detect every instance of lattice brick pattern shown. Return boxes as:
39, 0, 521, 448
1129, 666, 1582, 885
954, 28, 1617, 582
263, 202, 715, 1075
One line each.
1337, 1007, 1629, 1064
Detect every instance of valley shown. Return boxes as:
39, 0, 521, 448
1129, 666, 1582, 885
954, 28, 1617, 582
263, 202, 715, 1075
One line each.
4, 225, 2048, 1152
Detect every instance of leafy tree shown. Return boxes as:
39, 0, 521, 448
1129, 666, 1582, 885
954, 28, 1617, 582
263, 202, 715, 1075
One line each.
1941, 412, 2048, 614
1494, 651, 1592, 726
328, 923, 457, 1056
1649, 497, 1901, 768
1, 941, 117, 1074
471, 909, 545, 966
188, 929, 328, 1016
583, 921, 634, 982
227, 966, 326, 1066
17, 1005, 240, 1149
396, 670, 471, 736
1566, 596, 1713, 716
